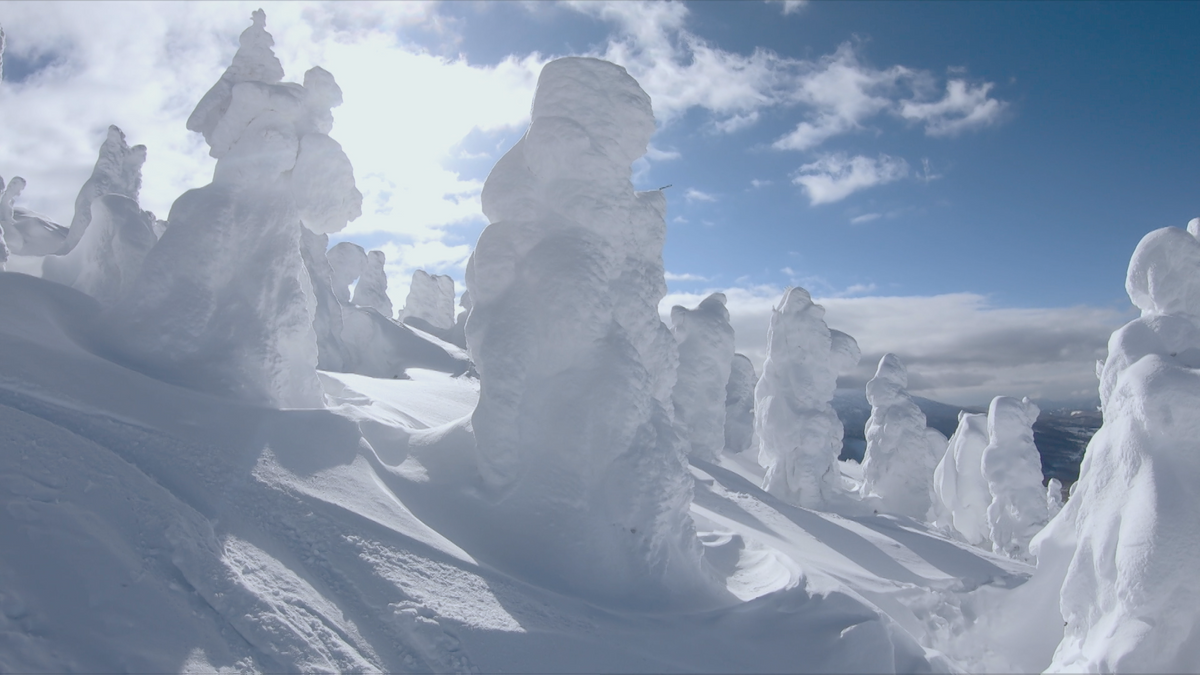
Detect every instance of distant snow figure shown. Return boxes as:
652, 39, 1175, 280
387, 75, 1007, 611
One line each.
755, 286, 860, 509
1037, 219, 1200, 672
399, 270, 456, 334
351, 249, 392, 317
41, 126, 157, 305
859, 353, 948, 520
326, 241, 367, 304
980, 395, 1047, 562
110, 10, 361, 408
465, 57, 709, 603
724, 354, 757, 454
932, 411, 992, 546
671, 292, 736, 461
0, 175, 13, 270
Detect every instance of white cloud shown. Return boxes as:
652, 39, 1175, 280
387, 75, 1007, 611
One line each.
685, 187, 717, 203
664, 271, 708, 282
712, 111, 759, 133
750, 178, 772, 189
792, 153, 909, 205
644, 143, 681, 161
775, 0, 810, 16
900, 79, 1006, 137
850, 212, 882, 224
661, 285, 1127, 406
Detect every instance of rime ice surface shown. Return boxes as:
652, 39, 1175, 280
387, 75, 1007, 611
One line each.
755, 287, 860, 509
859, 353, 947, 520
671, 292, 735, 461
299, 228, 348, 372
41, 127, 156, 305
724, 353, 757, 454
326, 241, 366, 304
399, 270, 456, 333
981, 396, 1047, 562
350, 250, 392, 318
932, 411, 992, 546
109, 11, 360, 408
1037, 222, 1200, 672
464, 57, 710, 604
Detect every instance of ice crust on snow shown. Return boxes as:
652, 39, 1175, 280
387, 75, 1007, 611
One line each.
110, 11, 360, 408
981, 395, 1048, 562
933, 411, 993, 546
724, 353, 757, 454
671, 292, 735, 461
755, 287, 860, 508
41, 127, 157, 305
464, 57, 708, 603
1035, 221, 1200, 671
859, 353, 948, 520
350, 249, 392, 318
399, 270, 456, 333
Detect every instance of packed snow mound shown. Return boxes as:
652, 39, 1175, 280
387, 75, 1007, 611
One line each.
108, 10, 360, 409
465, 56, 710, 604
351, 249, 392, 318
40, 128, 157, 304
755, 287, 860, 509
724, 353, 757, 453
672, 292, 735, 461
859, 353, 948, 520
981, 396, 1047, 562
933, 412, 992, 546
326, 240, 366, 304
1037, 222, 1200, 672
399, 269, 456, 333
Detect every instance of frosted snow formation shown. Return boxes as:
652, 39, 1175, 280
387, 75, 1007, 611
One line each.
671, 292, 735, 461
399, 269, 456, 334
859, 353, 948, 520
980, 396, 1047, 562
326, 240, 366, 304
0, 175, 13, 270
932, 411, 993, 546
299, 228, 349, 372
1035, 221, 1200, 671
724, 353, 757, 454
0, 175, 69, 257
755, 287, 861, 509
41, 127, 157, 305
464, 56, 709, 603
110, 10, 361, 408
350, 249, 392, 317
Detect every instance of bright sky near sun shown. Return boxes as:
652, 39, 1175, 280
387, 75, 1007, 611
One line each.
1, 0, 1197, 405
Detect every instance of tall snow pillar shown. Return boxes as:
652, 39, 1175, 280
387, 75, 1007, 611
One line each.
724, 354, 757, 454
464, 57, 708, 603
755, 287, 860, 509
110, 10, 361, 408
859, 353, 947, 520
932, 411, 992, 546
981, 395, 1048, 561
671, 292, 735, 462
1038, 220, 1200, 672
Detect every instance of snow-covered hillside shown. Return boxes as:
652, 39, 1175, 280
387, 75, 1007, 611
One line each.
0, 11, 1194, 673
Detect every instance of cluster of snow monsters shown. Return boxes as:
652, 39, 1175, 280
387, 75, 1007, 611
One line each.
3, 10, 1198, 667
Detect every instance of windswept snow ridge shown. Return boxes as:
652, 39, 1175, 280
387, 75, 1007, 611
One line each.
672, 292, 736, 461
1036, 220, 1200, 671
465, 57, 710, 604
109, 10, 361, 409
755, 287, 860, 509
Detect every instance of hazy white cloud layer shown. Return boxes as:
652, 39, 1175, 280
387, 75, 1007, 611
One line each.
662, 285, 1127, 406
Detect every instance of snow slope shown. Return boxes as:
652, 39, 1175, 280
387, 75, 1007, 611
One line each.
0, 270, 1036, 673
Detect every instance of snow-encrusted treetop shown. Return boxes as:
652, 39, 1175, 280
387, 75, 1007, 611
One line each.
188, 8, 285, 144
1125, 224, 1200, 318
57, 126, 146, 255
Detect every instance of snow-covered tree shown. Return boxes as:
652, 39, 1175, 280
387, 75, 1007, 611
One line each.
932, 411, 992, 546
671, 292, 735, 461
724, 353, 757, 454
399, 270, 456, 334
981, 395, 1048, 562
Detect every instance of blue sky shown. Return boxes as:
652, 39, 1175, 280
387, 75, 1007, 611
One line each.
1, 1, 1196, 404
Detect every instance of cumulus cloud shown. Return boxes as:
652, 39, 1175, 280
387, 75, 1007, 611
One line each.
900, 79, 1006, 137
792, 153, 909, 205
664, 271, 708, 282
661, 285, 1127, 406
685, 187, 717, 203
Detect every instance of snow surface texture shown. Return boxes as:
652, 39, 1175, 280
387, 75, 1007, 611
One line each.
755, 287, 861, 509
41, 127, 157, 306
352, 249, 393, 318
724, 353, 757, 453
1034, 221, 1200, 671
108, 11, 362, 409
933, 412, 993, 547
464, 57, 710, 604
981, 396, 1047, 562
399, 270, 456, 334
671, 292, 736, 461
859, 353, 948, 520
